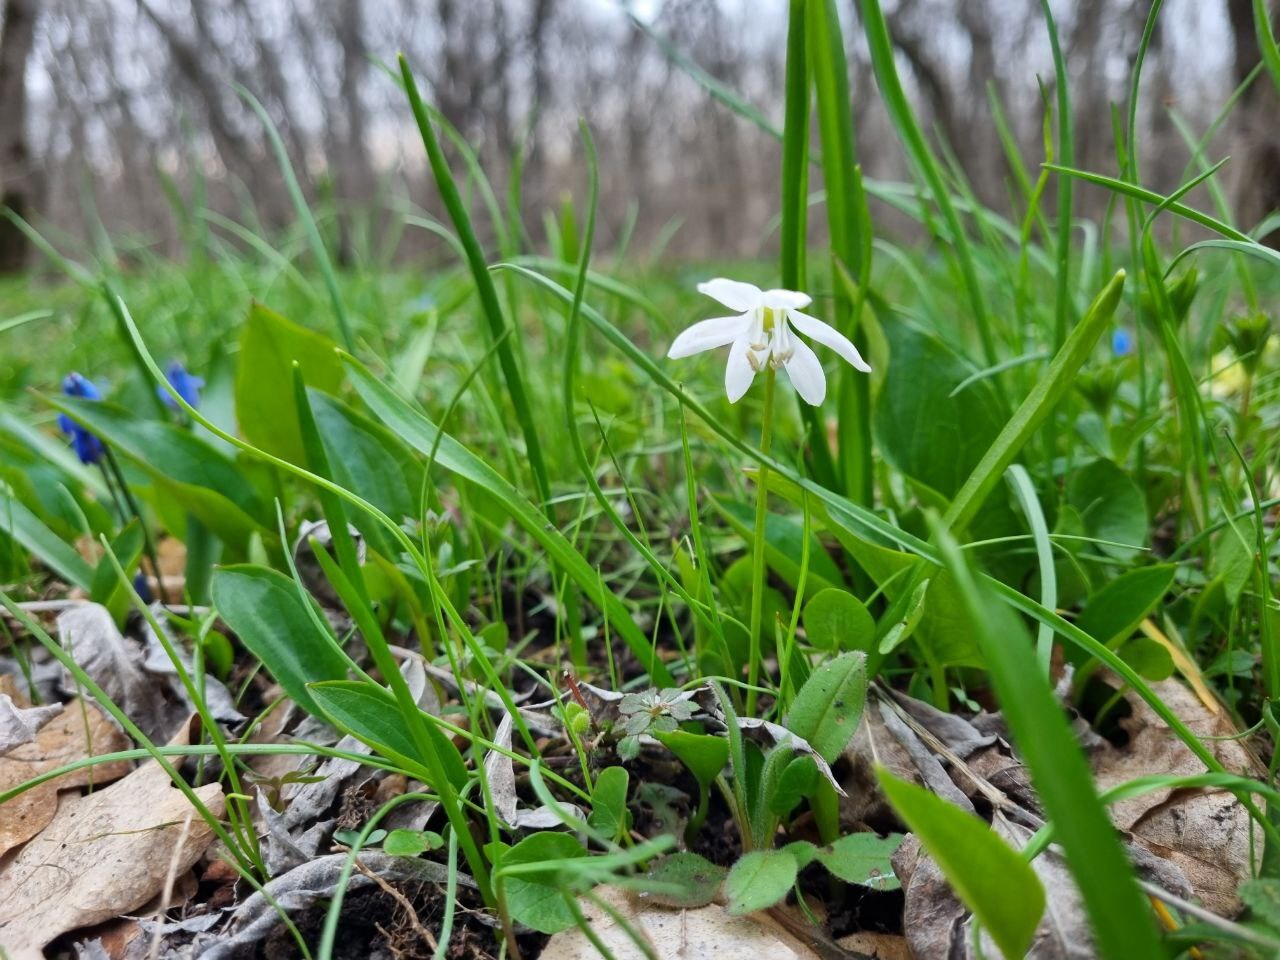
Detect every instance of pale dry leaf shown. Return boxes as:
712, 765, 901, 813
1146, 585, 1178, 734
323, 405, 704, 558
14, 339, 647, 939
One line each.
56, 604, 176, 741
1089, 675, 1255, 916
484, 711, 518, 827
0, 697, 133, 857
832, 931, 911, 960
0, 693, 61, 755
539, 884, 819, 960
0, 751, 224, 958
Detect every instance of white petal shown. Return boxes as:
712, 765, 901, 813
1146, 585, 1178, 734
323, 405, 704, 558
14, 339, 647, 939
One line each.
760, 288, 811, 310
787, 310, 872, 372
783, 336, 827, 405
697, 278, 763, 312
724, 334, 758, 403
667, 314, 747, 358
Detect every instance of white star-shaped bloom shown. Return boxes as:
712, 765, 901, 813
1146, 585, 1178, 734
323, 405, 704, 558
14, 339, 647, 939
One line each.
667, 278, 871, 404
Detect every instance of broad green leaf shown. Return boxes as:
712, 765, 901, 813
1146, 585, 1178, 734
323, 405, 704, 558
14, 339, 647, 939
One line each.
1065, 459, 1148, 559
308, 389, 422, 557
644, 852, 726, 909
235, 303, 344, 464
784, 651, 867, 763
1076, 564, 1175, 647
874, 320, 1004, 499
944, 271, 1127, 531
815, 832, 903, 890
724, 848, 798, 915
497, 832, 588, 934
587, 766, 630, 841
51, 397, 268, 549
803, 588, 875, 653
0, 495, 93, 590
211, 565, 352, 716
308, 680, 467, 790
343, 353, 673, 686
653, 730, 729, 786
879, 772, 1043, 958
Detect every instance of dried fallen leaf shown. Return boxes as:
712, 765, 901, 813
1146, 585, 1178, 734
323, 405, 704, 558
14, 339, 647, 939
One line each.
0, 695, 133, 857
1089, 675, 1255, 916
56, 605, 176, 742
540, 884, 819, 960
0, 693, 61, 755
0, 746, 224, 959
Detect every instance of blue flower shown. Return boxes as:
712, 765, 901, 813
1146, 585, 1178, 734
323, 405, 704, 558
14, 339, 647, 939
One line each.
159, 361, 204, 411
133, 571, 153, 604
1112, 328, 1134, 357
57, 373, 105, 465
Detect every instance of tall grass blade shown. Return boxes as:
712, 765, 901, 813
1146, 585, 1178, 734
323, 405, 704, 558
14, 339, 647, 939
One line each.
398, 56, 552, 514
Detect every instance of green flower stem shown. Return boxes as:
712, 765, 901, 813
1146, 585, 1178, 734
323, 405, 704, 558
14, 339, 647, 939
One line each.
745, 367, 777, 717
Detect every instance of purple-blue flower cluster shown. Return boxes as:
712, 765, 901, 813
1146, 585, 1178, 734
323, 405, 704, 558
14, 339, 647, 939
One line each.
159, 361, 204, 411
57, 373, 105, 465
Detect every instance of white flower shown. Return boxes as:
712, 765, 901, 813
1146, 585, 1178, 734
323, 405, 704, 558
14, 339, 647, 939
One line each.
667, 278, 871, 405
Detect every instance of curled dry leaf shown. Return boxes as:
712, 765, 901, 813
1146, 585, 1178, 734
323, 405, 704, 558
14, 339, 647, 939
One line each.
1088, 675, 1255, 916
0, 693, 61, 756
0, 740, 224, 960
540, 884, 819, 960
0, 693, 133, 857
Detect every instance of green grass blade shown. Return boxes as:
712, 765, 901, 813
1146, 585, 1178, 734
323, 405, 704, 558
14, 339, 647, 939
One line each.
943, 271, 1125, 532
856, 0, 996, 367
1255, 0, 1280, 94
930, 517, 1164, 959
342, 353, 673, 687
397, 56, 552, 514
234, 85, 354, 352
808, 0, 873, 502
1044, 165, 1250, 241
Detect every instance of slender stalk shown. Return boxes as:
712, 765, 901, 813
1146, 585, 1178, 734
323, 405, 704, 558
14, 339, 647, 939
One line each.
102, 446, 169, 605
745, 368, 777, 717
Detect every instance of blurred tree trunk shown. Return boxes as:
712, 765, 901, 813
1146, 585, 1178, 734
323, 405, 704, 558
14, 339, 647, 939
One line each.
1227, 0, 1280, 240
0, 0, 38, 273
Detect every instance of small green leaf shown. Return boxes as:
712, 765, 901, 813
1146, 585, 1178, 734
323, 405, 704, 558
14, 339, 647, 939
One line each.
784, 650, 867, 762
587, 765, 630, 841
815, 832, 903, 890
211, 565, 351, 717
803, 588, 875, 652
644, 852, 727, 908
879, 770, 1044, 959
767, 754, 819, 816
497, 832, 588, 934
1117, 637, 1175, 681
383, 829, 434, 857
653, 730, 729, 786
724, 848, 798, 915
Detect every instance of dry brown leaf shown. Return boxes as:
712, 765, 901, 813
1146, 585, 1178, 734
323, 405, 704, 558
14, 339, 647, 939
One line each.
539, 885, 819, 960
1089, 675, 1256, 916
0, 750, 224, 959
0, 696, 133, 857
833, 931, 911, 960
